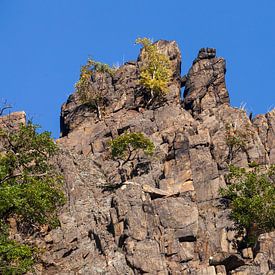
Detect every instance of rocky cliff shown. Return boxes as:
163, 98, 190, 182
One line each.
5, 41, 274, 274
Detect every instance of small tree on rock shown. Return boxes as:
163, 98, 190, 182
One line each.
75, 58, 115, 119
220, 165, 275, 247
110, 132, 155, 182
136, 38, 172, 106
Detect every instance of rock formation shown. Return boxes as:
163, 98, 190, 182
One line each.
3, 41, 275, 274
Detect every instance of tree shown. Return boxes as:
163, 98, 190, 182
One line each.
110, 132, 155, 168
220, 165, 275, 246
109, 132, 155, 184
0, 122, 65, 273
75, 58, 115, 120
136, 37, 172, 105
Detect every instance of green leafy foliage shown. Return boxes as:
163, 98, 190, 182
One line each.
136, 37, 172, 101
75, 58, 115, 118
220, 165, 275, 246
0, 223, 34, 275
110, 132, 155, 166
0, 122, 65, 273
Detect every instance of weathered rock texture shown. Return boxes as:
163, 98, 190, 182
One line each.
183, 47, 230, 116
9, 42, 274, 274
0, 111, 26, 152
0, 111, 26, 129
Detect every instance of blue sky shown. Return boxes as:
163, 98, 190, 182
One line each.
0, 1, 274, 138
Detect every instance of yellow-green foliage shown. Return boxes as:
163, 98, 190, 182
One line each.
136, 37, 172, 97
75, 58, 115, 105
110, 132, 155, 165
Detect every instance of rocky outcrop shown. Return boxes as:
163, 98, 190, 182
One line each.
183, 47, 230, 118
231, 232, 275, 274
253, 111, 275, 164
0, 111, 26, 151
0, 111, 26, 129
16, 41, 273, 274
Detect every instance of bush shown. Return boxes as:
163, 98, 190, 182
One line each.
75, 58, 115, 119
0, 122, 65, 273
110, 132, 155, 167
220, 165, 275, 246
136, 38, 172, 102
0, 222, 34, 274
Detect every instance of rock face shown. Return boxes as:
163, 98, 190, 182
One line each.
0, 111, 26, 129
183, 48, 230, 116
28, 41, 274, 274
0, 111, 26, 151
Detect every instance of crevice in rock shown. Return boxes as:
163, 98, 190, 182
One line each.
209, 253, 245, 273
130, 160, 151, 178
118, 234, 128, 248
83, 252, 89, 259
118, 125, 131, 135
107, 222, 114, 236
148, 192, 166, 200
142, 202, 155, 214
178, 236, 196, 242
62, 247, 78, 258
89, 230, 104, 255
180, 258, 193, 264
125, 257, 146, 275
70, 237, 78, 243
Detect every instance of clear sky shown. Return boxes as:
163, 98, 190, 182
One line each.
0, 0, 274, 138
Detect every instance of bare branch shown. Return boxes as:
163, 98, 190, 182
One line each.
0, 100, 12, 116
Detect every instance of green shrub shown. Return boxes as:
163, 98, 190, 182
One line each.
110, 132, 155, 166
0, 122, 65, 273
75, 58, 115, 119
136, 38, 172, 102
0, 222, 34, 274
220, 165, 275, 246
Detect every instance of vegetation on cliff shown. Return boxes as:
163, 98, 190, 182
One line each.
110, 132, 155, 168
0, 122, 65, 274
0, 222, 34, 274
221, 165, 275, 246
225, 123, 254, 164
75, 58, 115, 119
136, 37, 172, 103
74, 38, 173, 114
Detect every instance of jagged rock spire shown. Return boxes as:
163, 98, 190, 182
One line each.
183, 48, 230, 116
